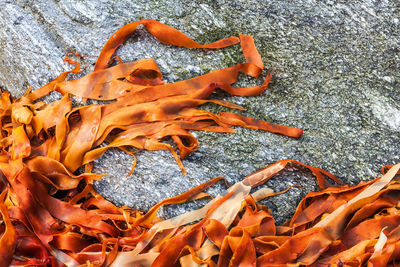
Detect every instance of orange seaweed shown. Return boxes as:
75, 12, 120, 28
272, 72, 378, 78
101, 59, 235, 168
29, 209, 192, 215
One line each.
0, 19, 398, 267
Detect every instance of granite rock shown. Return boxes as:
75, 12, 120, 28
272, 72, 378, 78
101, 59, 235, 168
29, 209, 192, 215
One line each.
1, 0, 399, 224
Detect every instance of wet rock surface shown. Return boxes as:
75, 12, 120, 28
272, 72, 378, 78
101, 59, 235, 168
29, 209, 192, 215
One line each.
1, 0, 399, 224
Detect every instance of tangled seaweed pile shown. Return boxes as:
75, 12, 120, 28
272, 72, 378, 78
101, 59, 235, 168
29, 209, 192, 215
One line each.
0, 19, 399, 266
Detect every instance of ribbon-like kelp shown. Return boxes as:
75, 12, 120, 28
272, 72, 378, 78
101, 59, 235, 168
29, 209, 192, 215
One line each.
0, 19, 399, 266
25, 19, 303, 175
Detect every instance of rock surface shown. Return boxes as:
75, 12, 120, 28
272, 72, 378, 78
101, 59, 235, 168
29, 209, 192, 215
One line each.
1, 0, 399, 224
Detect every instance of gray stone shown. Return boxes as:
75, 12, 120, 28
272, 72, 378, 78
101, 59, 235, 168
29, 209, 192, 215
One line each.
1, 0, 399, 224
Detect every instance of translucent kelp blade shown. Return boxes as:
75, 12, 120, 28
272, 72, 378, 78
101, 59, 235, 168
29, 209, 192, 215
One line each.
315, 163, 400, 228
243, 159, 342, 189
58, 59, 162, 100
94, 19, 240, 71
256, 164, 400, 266
0, 190, 16, 266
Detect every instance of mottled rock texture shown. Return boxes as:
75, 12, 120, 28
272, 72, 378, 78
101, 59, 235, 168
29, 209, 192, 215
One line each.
1, 0, 399, 224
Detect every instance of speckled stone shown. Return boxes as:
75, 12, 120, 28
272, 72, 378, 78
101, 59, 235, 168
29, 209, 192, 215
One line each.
1, 0, 399, 224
